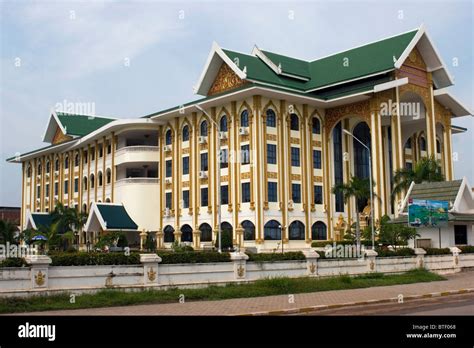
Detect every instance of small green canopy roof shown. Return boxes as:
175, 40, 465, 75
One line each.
84, 203, 138, 232
25, 212, 53, 230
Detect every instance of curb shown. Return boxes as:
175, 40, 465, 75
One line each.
238, 288, 474, 316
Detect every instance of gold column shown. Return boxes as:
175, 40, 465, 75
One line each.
302, 105, 311, 242
427, 79, 437, 156
191, 114, 199, 228
323, 121, 332, 239
249, 102, 255, 211
79, 149, 83, 211
173, 119, 181, 242
102, 136, 106, 202
211, 107, 218, 235
253, 95, 262, 241
87, 145, 91, 211
20, 162, 25, 230
232, 101, 240, 232
343, 119, 352, 224
279, 100, 288, 242
445, 123, 454, 180
94, 140, 98, 202
111, 134, 116, 202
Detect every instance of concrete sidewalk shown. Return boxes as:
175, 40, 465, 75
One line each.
15, 271, 474, 316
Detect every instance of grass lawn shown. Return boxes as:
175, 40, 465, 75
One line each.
0, 269, 444, 314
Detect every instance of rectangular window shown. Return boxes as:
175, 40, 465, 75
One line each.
166, 160, 172, 177
90, 148, 95, 161
107, 140, 112, 154
268, 182, 278, 202
83, 151, 88, 164
182, 190, 189, 208
182, 157, 189, 175
220, 149, 228, 168
406, 162, 413, 170
454, 225, 467, 245
242, 182, 251, 203
313, 150, 322, 169
165, 192, 172, 209
200, 153, 208, 171
201, 187, 208, 207
241, 144, 250, 164
37, 186, 41, 199
64, 181, 69, 195
291, 147, 300, 167
74, 178, 79, 193
267, 144, 277, 164
221, 185, 229, 205
45, 184, 49, 197
54, 182, 58, 196
314, 185, 323, 205
99, 144, 103, 158
292, 183, 301, 203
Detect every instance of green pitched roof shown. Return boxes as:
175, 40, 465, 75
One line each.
223, 29, 418, 93
31, 213, 53, 229
96, 204, 138, 230
57, 112, 116, 137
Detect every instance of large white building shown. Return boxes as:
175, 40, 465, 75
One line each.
8, 25, 473, 251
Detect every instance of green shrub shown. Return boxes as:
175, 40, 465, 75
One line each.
246, 251, 305, 262
50, 252, 141, 266
459, 245, 474, 254
214, 229, 233, 250
157, 251, 230, 264
424, 248, 451, 256
375, 248, 415, 258
0, 258, 27, 268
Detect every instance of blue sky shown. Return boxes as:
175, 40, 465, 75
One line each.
0, 0, 472, 206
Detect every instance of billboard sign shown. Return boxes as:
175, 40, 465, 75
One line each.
408, 199, 449, 228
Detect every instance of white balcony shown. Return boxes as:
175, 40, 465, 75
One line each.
115, 146, 159, 166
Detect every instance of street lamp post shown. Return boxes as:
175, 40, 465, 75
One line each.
342, 129, 375, 250
196, 105, 222, 253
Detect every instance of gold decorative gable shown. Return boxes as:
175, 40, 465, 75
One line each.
52, 126, 72, 145
208, 63, 247, 96
398, 47, 429, 88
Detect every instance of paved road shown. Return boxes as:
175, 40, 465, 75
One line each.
10, 271, 474, 316
297, 292, 474, 315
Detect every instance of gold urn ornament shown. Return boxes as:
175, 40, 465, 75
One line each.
147, 267, 157, 282
35, 271, 45, 286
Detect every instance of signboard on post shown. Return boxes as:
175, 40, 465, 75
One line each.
408, 199, 449, 228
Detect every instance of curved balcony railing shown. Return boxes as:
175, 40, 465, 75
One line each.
115, 146, 159, 166
115, 177, 159, 185
116, 145, 159, 153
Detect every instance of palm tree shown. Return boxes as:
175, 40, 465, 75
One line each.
332, 176, 375, 247
0, 220, 18, 244
392, 156, 444, 198
51, 203, 87, 249
35, 221, 73, 252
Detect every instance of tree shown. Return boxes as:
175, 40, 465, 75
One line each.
0, 220, 18, 244
332, 176, 375, 247
377, 215, 419, 248
34, 221, 66, 252
392, 156, 444, 198
51, 202, 87, 248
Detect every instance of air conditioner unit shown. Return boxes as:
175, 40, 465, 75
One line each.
164, 207, 170, 217
198, 136, 207, 144
287, 200, 294, 210
199, 171, 208, 179
163, 145, 172, 152
165, 177, 172, 184
219, 131, 227, 140
239, 127, 248, 135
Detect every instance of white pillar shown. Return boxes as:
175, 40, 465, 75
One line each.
140, 253, 161, 286
26, 255, 52, 290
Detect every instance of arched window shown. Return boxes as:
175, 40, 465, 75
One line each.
38, 163, 42, 174
165, 129, 172, 145
200, 120, 208, 136
353, 122, 371, 212
199, 223, 212, 242
436, 139, 441, 153
105, 198, 111, 203
181, 224, 193, 242
311, 221, 327, 240
55, 158, 59, 171
46, 161, 50, 173
290, 113, 299, 131
90, 174, 95, 189
405, 138, 412, 149
241, 220, 255, 240
83, 176, 88, 190
312, 117, 321, 134
27, 165, 31, 178
266, 109, 276, 127
64, 156, 69, 169
182, 125, 189, 142
98, 171, 103, 186
106, 169, 111, 184
264, 220, 281, 240
220, 115, 228, 132
74, 153, 79, 167
289, 220, 305, 240
164, 225, 175, 243
240, 110, 249, 127
419, 137, 426, 151
82, 203, 87, 213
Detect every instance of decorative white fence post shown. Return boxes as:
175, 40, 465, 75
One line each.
304, 249, 320, 276
26, 255, 52, 290
140, 254, 161, 286
414, 248, 426, 269
230, 251, 248, 280
450, 247, 462, 273
365, 249, 378, 273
